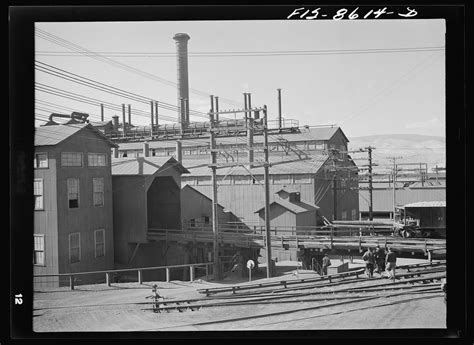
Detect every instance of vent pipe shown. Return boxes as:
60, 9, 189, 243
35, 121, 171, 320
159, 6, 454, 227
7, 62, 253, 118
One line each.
173, 33, 190, 126
176, 140, 182, 162
143, 142, 150, 157
277, 88, 282, 130
112, 115, 119, 131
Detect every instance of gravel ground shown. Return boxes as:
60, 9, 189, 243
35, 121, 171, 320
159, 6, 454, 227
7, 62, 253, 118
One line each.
33, 259, 446, 332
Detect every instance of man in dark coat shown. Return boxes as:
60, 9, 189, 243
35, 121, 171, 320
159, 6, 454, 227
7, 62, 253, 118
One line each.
374, 245, 386, 274
385, 247, 397, 281
362, 248, 375, 278
322, 253, 331, 276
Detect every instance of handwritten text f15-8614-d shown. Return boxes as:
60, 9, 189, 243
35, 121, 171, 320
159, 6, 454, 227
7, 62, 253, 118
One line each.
287, 7, 418, 20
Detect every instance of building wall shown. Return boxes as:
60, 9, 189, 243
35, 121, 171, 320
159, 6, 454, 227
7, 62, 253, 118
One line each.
181, 185, 231, 226
34, 147, 60, 287
112, 175, 147, 265
147, 176, 181, 230
55, 129, 115, 276
296, 210, 318, 228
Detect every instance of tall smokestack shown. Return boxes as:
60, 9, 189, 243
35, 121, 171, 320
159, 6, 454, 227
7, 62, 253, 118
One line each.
173, 33, 191, 126
112, 115, 119, 131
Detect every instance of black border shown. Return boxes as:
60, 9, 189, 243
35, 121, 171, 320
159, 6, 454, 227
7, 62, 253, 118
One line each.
8, 3, 470, 344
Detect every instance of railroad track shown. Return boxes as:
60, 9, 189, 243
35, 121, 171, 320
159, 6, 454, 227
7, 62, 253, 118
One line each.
145, 262, 445, 313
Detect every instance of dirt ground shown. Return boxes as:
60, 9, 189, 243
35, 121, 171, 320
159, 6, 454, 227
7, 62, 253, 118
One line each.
32, 259, 446, 332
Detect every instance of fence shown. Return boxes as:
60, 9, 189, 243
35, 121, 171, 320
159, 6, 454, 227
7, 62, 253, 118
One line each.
33, 262, 213, 291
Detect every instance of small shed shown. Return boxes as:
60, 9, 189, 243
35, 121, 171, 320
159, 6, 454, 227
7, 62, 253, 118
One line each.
255, 189, 319, 234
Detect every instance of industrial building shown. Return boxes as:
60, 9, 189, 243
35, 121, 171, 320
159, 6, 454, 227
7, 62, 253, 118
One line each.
33, 122, 117, 287
111, 155, 189, 279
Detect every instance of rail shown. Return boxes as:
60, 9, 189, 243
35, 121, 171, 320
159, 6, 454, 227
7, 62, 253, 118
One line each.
33, 262, 213, 291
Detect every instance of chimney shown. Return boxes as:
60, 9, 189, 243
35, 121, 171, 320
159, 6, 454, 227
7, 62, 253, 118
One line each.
173, 33, 191, 127
112, 115, 119, 131
277, 88, 282, 130
247, 117, 254, 167
143, 142, 150, 157
176, 140, 182, 162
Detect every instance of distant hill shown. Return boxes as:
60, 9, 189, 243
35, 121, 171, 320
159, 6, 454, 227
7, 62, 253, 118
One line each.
347, 134, 445, 173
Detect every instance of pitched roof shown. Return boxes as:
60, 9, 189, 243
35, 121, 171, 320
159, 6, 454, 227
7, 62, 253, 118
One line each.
181, 153, 330, 176
111, 156, 189, 176
116, 126, 348, 150
403, 201, 446, 208
34, 123, 118, 147
255, 199, 319, 214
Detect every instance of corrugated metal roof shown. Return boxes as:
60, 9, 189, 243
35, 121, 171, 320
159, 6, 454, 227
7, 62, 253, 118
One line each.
181, 154, 329, 176
117, 126, 346, 150
255, 199, 319, 214
35, 123, 118, 147
111, 156, 189, 176
403, 201, 446, 208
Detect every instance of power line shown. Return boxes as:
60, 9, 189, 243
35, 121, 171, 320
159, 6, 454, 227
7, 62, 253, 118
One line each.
35, 28, 243, 108
36, 45, 445, 57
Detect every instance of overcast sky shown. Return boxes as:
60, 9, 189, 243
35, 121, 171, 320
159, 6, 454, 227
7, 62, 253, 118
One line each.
35, 19, 445, 138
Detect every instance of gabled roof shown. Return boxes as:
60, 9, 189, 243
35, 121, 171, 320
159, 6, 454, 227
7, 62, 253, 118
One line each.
34, 123, 118, 148
403, 201, 446, 208
255, 199, 319, 215
111, 156, 189, 176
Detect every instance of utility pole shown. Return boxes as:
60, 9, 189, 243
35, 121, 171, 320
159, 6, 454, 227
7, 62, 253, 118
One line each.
209, 111, 220, 280
389, 156, 402, 220
331, 149, 338, 221
263, 105, 272, 278
366, 146, 374, 221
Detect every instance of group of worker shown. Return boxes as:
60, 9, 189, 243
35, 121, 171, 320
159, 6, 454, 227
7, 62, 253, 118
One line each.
362, 245, 397, 280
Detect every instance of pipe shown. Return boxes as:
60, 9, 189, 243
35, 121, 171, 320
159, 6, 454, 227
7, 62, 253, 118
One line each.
215, 96, 219, 121
173, 33, 190, 127
277, 88, 282, 130
100, 104, 104, 122
128, 104, 131, 126
176, 140, 182, 162
122, 104, 126, 137
143, 142, 150, 157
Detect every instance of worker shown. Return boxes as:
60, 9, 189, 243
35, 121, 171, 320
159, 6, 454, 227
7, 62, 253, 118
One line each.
441, 278, 447, 304
362, 247, 375, 278
385, 247, 397, 281
322, 253, 331, 276
374, 245, 386, 275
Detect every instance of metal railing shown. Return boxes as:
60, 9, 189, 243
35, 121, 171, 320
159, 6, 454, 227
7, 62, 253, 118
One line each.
33, 262, 213, 291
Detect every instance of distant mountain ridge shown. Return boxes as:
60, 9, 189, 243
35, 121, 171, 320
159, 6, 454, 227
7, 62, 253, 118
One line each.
347, 134, 445, 172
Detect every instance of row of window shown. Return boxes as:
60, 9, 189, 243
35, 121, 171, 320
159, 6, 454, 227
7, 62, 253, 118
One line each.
33, 230, 105, 266
34, 177, 105, 210
34, 152, 108, 169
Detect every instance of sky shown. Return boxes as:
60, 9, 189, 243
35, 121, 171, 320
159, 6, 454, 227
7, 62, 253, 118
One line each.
35, 19, 446, 138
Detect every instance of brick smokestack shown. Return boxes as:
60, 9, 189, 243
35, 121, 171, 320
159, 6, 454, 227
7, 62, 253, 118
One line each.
173, 33, 190, 126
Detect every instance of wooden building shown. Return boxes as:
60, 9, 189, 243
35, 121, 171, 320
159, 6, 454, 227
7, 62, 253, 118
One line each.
255, 189, 320, 233
111, 156, 189, 276
33, 123, 117, 288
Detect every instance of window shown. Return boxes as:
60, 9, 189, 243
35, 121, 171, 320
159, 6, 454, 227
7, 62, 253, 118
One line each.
93, 178, 104, 206
204, 216, 210, 224
352, 209, 357, 220
67, 178, 79, 208
33, 235, 45, 265
342, 210, 347, 220
34, 179, 44, 210
61, 152, 83, 167
69, 233, 81, 264
88, 153, 107, 167
34, 153, 48, 168
94, 229, 105, 258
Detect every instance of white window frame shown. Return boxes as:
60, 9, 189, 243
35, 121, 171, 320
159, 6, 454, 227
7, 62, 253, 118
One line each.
34, 178, 44, 210
68, 232, 81, 264
33, 234, 45, 266
87, 153, 107, 167
93, 177, 105, 207
34, 152, 48, 169
61, 152, 83, 167
94, 229, 105, 258
67, 178, 80, 209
